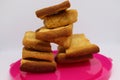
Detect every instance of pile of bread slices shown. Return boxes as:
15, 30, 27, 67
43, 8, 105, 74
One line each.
20, 1, 100, 73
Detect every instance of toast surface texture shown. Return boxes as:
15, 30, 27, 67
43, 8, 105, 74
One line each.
22, 48, 54, 62
44, 9, 78, 28
23, 31, 51, 52
66, 34, 100, 57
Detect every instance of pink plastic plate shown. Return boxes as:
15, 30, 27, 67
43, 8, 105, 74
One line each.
9, 52, 112, 80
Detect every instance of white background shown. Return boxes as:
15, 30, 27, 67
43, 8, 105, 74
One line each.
0, 0, 120, 80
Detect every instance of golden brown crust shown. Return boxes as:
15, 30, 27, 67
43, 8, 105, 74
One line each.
23, 31, 51, 52
66, 34, 100, 57
20, 59, 56, 73
44, 9, 78, 28
55, 53, 93, 64
35, 0, 70, 19
36, 24, 73, 42
22, 48, 54, 61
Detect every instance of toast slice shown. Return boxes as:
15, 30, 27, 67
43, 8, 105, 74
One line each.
36, 24, 73, 41
35, 0, 70, 19
22, 48, 54, 62
20, 59, 56, 73
66, 34, 100, 57
23, 31, 51, 52
44, 9, 78, 28
55, 53, 93, 64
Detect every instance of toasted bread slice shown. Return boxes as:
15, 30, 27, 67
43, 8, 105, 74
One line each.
44, 9, 78, 28
55, 53, 93, 64
23, 31, 51, 52
66, 34, 100, 57
22, 48, 54, 62
20, 59, 56, 73
35, 0, 70, 19
36, 24, 73, 41
36, 24, 73, 48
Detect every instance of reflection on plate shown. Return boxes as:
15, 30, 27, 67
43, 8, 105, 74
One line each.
9, 53, 112, 80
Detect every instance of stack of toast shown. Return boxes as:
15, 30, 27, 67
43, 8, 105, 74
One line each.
35, 1, 77, 49
20, 31, 56, 73
55, 34, 99, 64
20, 0, 100, 73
